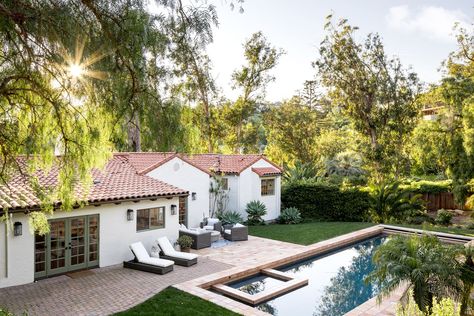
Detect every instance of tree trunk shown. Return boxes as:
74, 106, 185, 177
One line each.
128, 112, 141, 152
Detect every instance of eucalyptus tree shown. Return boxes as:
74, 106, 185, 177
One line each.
222, 31, 284, 153
314, 17, 421, 178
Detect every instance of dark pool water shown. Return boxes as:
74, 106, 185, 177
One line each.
230, 236, 387, 316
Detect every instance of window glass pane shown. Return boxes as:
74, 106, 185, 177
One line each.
150, 207, 164, 229
222, 178, 228, 190
136, 209, 150, 231
261, 179, 275, 196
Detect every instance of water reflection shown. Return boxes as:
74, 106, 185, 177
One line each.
251, 236, 387, 316
314, 238, 384, 316
238, 280, 277, 315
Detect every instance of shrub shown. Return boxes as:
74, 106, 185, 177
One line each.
281, 182, 370, 221
245, 200, 267, 225
176, 235, 193, 250
396, 290, 460, 316
400, 180, 452, 194
435, 209, 453, 226
278, 207, 302, 224
368, 181, 425, 223
219, 211, 244, 225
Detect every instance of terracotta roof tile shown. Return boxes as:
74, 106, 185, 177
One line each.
183, 154, 264, 174
251, 167, 282, 177
0, 155, 187, 211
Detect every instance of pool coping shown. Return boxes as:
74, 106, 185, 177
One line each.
174, 224, 473, 316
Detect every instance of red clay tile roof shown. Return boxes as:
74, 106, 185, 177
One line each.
251, 167, 282, 177
122, 152, 282, 175
183, 154, 266, 174
0, 155, 187, 211
122, 152, 177, 175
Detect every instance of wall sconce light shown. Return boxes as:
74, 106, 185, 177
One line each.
126, 209, 134, 221
191, 192, 197, 200
13, 222, 22, 236
170, 204, 177, 215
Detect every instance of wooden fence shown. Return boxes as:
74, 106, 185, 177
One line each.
420, 192, 469, 211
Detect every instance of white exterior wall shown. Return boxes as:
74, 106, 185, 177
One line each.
146, 157, 210, 228
224, 175, 239, 213
237, 159, 281, 221
0, 197, 179, 288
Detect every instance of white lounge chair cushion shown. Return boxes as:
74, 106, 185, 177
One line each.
224, 229, 231, 234
130, 242, 150, 262
234, 223, 245, 228
207, 218, 219, 225
203, 225, 214, 230
157, 237, 198, 260
140, 257, 174, 267
130, 242, 174, 267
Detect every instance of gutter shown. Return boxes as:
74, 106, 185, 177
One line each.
0, 192, 189, 216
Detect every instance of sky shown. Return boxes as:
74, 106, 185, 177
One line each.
206, 0, 473, 102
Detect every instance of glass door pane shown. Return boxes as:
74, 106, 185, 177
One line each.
88, 215, 99, 265
69, 217, 86, 270
48, 219, 67, 274
179, 197, 187, 226
34, 234, 46, 278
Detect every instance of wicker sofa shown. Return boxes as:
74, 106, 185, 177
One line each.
223, 224, 248, 241
179, 229, 212, 250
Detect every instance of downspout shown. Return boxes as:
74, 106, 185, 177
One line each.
4, 221, 8, 278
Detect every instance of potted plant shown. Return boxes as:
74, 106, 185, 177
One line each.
176, 235, 193, 252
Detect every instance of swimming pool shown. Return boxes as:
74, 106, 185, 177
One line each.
229, 236, 387, 316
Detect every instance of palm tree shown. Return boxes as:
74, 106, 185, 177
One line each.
283, 160, 318, 183
368, 181, 424, 223
366, 234, 463, 312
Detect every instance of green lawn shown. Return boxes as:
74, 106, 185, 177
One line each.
114, 287, 239, 316
249, 221, 375, 245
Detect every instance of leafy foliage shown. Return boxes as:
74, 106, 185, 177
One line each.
282, 161, 318, 184
367, 234, 463, 312
277, 207, 302, 224
396, 290, 460, 316
435, 209, 454, 226
218, 211, 244, 225
281, 182, 370, 221
209, 172, 229, 218
368, 181, 425, 223
245, 200, 267, 225
176, 235, 193, 250
314, 16, 421, 177
264, 96, 322, 165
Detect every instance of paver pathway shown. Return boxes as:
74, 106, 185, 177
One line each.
0, 257, 230, 316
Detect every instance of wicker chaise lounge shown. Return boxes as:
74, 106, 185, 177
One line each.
179, 229, 212, 250
223, 224, 248, 241
156, 237, 198, 267
123, 242, 174, 275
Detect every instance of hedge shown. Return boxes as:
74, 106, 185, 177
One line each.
281, 182, 370, 221
400, 180, 452, 194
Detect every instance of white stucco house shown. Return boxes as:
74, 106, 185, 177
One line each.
0, 152, 282, 288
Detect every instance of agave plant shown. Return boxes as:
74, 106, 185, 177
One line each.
368, 181, 424, 223
278, 207, 302, 224
245, 200, 267, 225
218, 211, 244, 225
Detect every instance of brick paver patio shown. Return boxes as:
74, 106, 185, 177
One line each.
0, 257, 231, 316
0, 226, 444, 316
